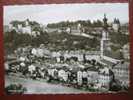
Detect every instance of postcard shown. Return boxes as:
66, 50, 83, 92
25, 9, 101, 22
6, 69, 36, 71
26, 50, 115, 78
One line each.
3, 3, 130, 94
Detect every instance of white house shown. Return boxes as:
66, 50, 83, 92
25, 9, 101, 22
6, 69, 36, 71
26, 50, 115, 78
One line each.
22, 26, 32, 34
98, 67, 114, 89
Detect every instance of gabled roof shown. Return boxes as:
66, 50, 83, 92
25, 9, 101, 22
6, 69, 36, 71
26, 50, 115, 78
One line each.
100, 59, 115, 67
113, 61, 129, 70
85, 66, 99, 72
99, 67, 114, 76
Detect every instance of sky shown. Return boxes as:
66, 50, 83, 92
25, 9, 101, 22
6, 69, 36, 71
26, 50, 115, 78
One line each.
4, 3, 129, 25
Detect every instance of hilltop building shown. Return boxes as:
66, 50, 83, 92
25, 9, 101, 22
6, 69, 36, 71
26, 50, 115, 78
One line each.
112, 18, 121, 32
8, 19, 40, 37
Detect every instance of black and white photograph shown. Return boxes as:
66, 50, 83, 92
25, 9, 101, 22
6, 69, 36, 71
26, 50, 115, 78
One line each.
3, 3, 130, 94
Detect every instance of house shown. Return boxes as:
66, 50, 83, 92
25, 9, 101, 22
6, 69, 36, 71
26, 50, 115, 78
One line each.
98, 67, 114, 89
58, 69, 68, 82
21, 26, 32, 34
87, 67, 99, 85
112, 61, 129, 87
31, 45, 51, 58
122, 43, 130, 60
9, 19, 41, 37
66, 27, 71, 33
77, 70, 83, 85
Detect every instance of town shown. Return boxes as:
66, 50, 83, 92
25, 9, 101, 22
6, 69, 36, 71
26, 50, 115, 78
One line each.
4, 14, 130, 94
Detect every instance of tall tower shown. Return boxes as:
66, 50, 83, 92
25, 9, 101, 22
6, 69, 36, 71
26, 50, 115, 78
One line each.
100, 14, 110, 57
112, 18, 120, 32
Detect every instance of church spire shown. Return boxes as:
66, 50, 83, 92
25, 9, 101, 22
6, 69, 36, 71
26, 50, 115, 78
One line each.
103, 13, 108, 30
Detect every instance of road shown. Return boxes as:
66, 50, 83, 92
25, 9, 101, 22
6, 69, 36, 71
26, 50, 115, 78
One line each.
5, 75, 88, 94
70, 32, 94, 39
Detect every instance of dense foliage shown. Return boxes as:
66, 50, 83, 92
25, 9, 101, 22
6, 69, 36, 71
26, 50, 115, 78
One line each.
4, 30, 100, 54
47, 20, 103, 28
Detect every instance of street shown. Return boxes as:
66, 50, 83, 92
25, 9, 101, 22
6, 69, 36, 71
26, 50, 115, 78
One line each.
5, 75, 88, 94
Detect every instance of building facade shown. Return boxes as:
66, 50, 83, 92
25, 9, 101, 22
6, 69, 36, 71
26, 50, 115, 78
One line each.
98, 67, 114, 89
112, 61, 129, 87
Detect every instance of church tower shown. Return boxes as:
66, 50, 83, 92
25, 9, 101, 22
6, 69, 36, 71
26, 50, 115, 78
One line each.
112, 18, 120, 32
100, 14, 110, 57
